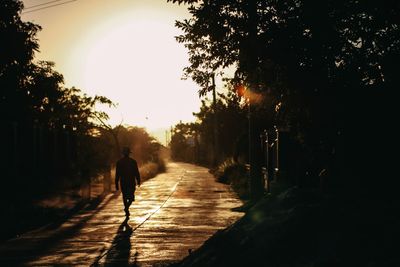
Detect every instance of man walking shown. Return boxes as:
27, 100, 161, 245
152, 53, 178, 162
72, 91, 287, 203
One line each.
115, 147, 141, 218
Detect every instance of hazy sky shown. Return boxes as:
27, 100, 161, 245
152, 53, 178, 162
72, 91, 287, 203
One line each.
21, 0, 202, 139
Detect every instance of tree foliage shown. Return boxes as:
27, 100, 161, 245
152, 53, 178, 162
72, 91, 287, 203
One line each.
1, 0, 40, 123
170, 0, 400, 193
171, 90, 252, 166
170, 122, 198, 162
0, 0, 164, 199
112, 126, 163, 165
194, 90, 247, 161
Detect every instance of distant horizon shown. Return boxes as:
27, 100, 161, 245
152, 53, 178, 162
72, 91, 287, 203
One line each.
148, 126, 172, 146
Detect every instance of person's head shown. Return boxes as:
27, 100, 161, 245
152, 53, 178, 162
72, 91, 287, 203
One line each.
122, 147, 131, 157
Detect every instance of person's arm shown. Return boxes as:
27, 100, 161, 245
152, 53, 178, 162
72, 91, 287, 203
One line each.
115, 162, 120, 190
135, 161, 141, 186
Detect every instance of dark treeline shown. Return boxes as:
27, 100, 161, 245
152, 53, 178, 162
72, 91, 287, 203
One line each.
1, 1, 113, 193
169, 1, 399, 265
0, 0, 164, 240
169, 0, 399, 202
171, 90, 247, 165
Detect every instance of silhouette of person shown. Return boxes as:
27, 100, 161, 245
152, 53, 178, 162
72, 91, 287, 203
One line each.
115, 147, 141, 217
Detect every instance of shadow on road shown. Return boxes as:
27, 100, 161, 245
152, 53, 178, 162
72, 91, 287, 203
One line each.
0, 193, 119, 266
102, 218, 139, 266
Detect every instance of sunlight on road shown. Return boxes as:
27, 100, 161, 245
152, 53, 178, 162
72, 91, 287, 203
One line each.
0, 163, 243, 266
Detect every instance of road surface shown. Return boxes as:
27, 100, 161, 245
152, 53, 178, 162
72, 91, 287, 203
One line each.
0, 162, 244, 266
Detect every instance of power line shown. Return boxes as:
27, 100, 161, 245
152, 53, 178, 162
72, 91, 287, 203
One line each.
24, 0, 66, 10
22, 0, 77, 14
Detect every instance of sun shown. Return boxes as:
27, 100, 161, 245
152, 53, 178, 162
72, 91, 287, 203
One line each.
68, 9, 201, 130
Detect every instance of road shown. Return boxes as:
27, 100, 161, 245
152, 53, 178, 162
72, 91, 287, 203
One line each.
0, 162, 244, 266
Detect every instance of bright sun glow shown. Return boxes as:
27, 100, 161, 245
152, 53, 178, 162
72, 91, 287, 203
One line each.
70, 10, 200, 131
21, 0, 202, 141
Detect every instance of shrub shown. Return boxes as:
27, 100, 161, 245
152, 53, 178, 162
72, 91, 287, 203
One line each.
139, 156, 166, 182
214, 158, 249, 199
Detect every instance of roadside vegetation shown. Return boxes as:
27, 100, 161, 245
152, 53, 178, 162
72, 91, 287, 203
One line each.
0, 1, 166, 241
169, 0, 398, 265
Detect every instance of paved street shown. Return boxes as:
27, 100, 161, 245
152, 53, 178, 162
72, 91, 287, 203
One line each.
0, 162, 244, 266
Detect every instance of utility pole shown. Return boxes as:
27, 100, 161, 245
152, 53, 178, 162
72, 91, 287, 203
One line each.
247, 0, 263, 201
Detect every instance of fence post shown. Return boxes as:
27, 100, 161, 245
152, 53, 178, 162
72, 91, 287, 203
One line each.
81, 168, 91, 200
264, 130, 270, 193
51, 128, 57, 177
13, 122, 18, 172
260, 132, 267, 193
33, 123, 38, 172
65, 130, 71, 165
274, 126, 279, 179
103, 165, 111, 194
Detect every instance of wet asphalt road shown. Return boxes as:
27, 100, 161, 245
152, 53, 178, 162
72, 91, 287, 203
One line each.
0, 162, 244, 266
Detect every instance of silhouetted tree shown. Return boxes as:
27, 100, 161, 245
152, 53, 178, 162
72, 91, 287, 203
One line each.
193, 90, 248, 164
0, 0, 116, 196
0, 0, 41, 124
170, 122, 198, 163
114, 126, 162, 165
170, 0, 400, 197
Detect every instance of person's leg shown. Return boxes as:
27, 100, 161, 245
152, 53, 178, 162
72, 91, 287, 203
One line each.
122, 194, 130, 217
126, 197, 133, 211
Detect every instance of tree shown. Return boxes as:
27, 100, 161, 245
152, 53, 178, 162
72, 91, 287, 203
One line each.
114, 126, 160, 164
170, 122, 198, 163
193, 90, 248, 163
169, 0, 400, 196
0, 0, 41, 124
0, 0, 121, 196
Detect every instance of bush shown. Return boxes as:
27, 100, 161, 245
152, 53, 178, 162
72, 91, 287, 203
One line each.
139, 157, 166, 182
214, 158, 249, 199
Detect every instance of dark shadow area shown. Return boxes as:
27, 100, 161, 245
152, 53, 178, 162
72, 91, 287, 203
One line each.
0, 193, 119, 265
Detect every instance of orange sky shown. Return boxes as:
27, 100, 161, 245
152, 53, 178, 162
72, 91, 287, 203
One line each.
21, 0, 203, 142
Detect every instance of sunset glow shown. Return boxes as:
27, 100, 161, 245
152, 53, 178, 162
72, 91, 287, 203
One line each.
78, 13, 200, 130
22, 0, 202, 135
